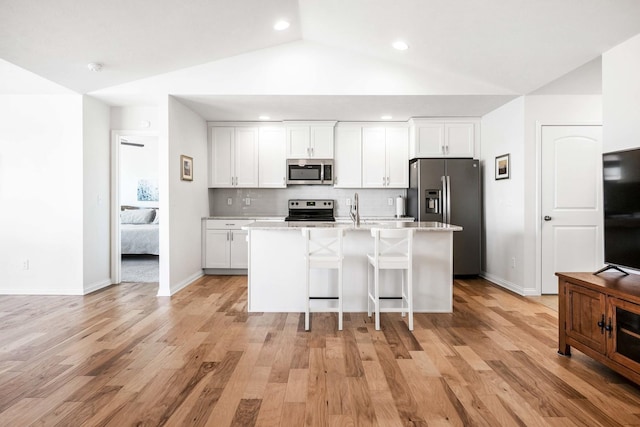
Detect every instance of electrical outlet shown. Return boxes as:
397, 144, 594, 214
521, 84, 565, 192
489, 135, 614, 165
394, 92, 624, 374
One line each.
227, 198, 232, 206
388, 198, 393, 206
346, 198, 351, 206
511, 257, 516, 269
245, 198, 251, 206
23, 259, 29, 270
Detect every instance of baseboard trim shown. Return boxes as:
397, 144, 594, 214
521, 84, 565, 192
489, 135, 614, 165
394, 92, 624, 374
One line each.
480, 272, 527, 296
157, 270, 204, 297
84, 279, 113, 295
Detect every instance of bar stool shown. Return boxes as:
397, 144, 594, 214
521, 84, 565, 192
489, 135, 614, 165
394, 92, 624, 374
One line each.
367, 228, 415, 331
301, 227, 345, 331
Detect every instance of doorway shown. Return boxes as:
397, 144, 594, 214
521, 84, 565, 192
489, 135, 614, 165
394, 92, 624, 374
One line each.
540, 125, 603, 294
111, 131, 160, 285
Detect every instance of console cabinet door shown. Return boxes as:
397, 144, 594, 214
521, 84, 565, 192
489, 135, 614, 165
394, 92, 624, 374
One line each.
234, 127, 259, 187
445, 123, 474, 158
259, 127, 286, 188
287, 126, 311, 158
204, 230, 230, 268
565, 283, 607, 354
310, 125, 334, 158
209, 127, 234, 187
607, 297, 640, 373
362, 127, 387, 188
334, 126, 362, 188
386, 127, 409, 188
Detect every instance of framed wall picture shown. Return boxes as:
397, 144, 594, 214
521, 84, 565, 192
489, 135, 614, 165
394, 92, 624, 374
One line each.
495, 154, 510, 180
180, 155, 193, 181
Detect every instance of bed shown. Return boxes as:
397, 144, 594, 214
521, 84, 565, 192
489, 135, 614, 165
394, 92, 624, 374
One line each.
121, 208, 159, 255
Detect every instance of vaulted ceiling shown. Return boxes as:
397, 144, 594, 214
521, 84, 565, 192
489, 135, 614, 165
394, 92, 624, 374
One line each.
2, 0, 640, 119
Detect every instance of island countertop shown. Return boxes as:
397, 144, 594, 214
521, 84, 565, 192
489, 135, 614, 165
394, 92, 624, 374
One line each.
242, 220, 462, 231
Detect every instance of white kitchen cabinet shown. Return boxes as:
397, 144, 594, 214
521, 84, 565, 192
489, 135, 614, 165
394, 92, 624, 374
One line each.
334, 126, 362, 188
410, 119, 477, 158
209, 126, 258, 187
362, 126, 409, 188
202, 220, 253, 270
258, 127, 286, 188
285, 121, 336, 159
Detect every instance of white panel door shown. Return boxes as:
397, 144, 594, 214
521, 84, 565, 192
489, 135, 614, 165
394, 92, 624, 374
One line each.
541, 126, 603, 294
287, 126, 310, 158
362, 127, 387, 188
210, 127, 234, 187
310, 126, 334, 158
234, 127, 258, 187
230, 231, 249, 268
415, 124, 445, 157
386, 127, 409, 188
205, 230, 230, 268
258, 127, 286, 188
445, 123, 474, 158
334, 126, 362, 188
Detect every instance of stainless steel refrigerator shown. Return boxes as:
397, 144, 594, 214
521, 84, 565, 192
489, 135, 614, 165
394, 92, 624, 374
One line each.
407, 158, 481, 275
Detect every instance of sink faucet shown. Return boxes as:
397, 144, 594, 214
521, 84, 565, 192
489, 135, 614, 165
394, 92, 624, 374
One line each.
350, 192, 360, 226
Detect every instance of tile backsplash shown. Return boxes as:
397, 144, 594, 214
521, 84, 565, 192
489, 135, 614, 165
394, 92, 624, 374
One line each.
209, 187, 407, 218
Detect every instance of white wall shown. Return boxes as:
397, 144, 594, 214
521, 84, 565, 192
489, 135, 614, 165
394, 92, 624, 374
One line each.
120, 137, 159, 207
481, 97, 526, 293
0, 94, 84, 294
111, 106, 160, 132
158, 96, 208, 296
523, 95, 602, 294
603, 33, 640, 153
82, 95, 111, 293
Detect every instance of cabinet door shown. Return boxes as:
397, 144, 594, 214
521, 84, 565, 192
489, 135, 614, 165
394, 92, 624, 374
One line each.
204, 230, 230, 268
258, 127, 286, 188
334, 127, 362, 188
210, 127, 234, 187
234, 127, 259, 187
445, 123, 474, 158
415, 124, 445, 157
386, 127, 409, 188
310, 126, 334, 158
230, 230, 249, 269
287, 126, 310, 158
607, 297, 640, 373
565, 283, 607, 354
362, 127, 387, 188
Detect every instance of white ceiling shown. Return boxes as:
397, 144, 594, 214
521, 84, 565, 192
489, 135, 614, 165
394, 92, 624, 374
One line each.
1, 0, 639, 119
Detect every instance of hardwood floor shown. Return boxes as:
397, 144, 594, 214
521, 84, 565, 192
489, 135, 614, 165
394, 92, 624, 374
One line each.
1, 276, 640, 426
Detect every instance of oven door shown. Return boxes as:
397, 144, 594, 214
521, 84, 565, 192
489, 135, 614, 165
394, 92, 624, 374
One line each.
287, 160, 333, 185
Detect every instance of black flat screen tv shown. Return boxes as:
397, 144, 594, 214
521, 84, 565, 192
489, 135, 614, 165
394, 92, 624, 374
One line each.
599, 148, 640, 274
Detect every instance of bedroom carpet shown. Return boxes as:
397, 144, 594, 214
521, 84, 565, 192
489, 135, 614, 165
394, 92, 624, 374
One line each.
121, 255, 159, 283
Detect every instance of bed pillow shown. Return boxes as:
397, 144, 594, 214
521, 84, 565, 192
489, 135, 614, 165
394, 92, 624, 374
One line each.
121, 208, 155, 224
151, 209, 159, 224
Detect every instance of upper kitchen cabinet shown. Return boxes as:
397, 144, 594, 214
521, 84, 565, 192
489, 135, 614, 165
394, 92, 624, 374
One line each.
362, 126, 409, 188
209, 126, 258, 188
258, 126, 286, 188
285, 121, 336, 159
334, 125, 362, 188
409, 118, 479, 159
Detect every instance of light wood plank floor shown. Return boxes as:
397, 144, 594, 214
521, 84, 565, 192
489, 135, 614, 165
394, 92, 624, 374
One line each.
1, 276, 640, 426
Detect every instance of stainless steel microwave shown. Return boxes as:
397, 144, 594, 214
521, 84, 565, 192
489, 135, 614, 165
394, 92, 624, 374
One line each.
286, 159, 334, 185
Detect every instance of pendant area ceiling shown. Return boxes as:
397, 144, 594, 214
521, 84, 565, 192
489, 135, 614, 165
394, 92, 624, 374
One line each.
1, 0, 639, 99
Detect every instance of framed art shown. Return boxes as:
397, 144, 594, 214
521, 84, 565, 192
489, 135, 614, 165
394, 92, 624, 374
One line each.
495, 154, 510, 180
180, 155, 193, 181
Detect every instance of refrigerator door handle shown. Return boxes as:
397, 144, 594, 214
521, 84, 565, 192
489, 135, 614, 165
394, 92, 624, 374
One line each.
446, 175, 452, 223
441, 175, 447, 223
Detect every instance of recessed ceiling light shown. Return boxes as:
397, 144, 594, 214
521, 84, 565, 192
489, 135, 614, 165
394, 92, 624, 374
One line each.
274, 20, 290, 31
87, 62, 103, 72
392, 41, 409, 51
259, 115, 270, 120
381, 115, 393, 120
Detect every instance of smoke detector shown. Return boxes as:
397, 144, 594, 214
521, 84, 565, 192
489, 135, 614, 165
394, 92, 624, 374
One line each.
87, 62, 103, 72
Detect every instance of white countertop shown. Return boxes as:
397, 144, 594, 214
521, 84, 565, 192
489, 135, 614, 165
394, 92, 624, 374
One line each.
243, 221, 462, 231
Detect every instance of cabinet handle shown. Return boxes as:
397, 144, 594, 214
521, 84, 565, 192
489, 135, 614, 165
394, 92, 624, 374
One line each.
441, 144, 445, 154
382, 176, 386, 185
598, 314, 605, 334
605, 318, 613, 337
230, 232, 234, 241
311, 147, 314, 157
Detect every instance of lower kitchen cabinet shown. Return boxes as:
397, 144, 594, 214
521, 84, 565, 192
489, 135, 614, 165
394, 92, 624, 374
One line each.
558, 272, 640, 385
202, 219, 252, 271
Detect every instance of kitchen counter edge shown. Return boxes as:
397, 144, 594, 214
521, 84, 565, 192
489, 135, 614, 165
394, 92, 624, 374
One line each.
242, 221, 462, 231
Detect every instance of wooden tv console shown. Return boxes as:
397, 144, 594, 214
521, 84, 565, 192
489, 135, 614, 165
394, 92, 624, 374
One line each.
557, 272, 640, 385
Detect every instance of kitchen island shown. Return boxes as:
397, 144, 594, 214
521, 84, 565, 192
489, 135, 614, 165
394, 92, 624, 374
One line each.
242, 221, 462, 313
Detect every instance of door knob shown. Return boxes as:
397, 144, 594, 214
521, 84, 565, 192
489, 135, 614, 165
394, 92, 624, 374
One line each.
544, 216, 552, 221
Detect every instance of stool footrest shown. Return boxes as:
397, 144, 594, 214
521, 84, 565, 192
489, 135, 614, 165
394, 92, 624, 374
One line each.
309, 296, 339, 300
